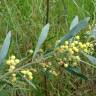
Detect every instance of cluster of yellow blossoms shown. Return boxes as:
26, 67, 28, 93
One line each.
6, 55, 20, 72
56, 35, 94, 68
41, 62, 52, 71
6, 55, 34, 83
6, 55, 20, 82
40, 62, 58, 76
58, 36, 93, 54
21, 69, 33, 80
5, 34, 94, 82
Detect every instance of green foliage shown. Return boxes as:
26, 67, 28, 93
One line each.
83, 53, 96, 67
56, 17, 90, 47
66, 66, 87, 80
0, 0, 96, 96
0, 90, 9, 96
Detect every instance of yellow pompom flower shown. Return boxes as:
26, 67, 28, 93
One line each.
83, 44, 87, 48
10, 65, 15, 70
6, 55, 20, 65
60, 45, 65, 49
21, 70, 27, 74
6, 55, 20, 73
12, 77, 16, 82
79, 42, 83, 48
75, 56, 80, 61
71, 43, 75, 47
64, 63, 68, 68
15, 59, 20, 64
72, 47, 79, 52
50, 70, 58, 76
28, 75, 33, 80
73, 41, 78, 44
65, 41, 69, 45
12, 73, 16, 77
10, 59, 15, 65
10, 55, 16, 60
84, 49, 88, 53
73, 62, 78, 66
68, 48, 74, 54
64, 45, 68, 49
29, 49, 33, 54
89, 44, 93, 47
75, 36, 80, 40
9, 65, 15, 72
6, 60, 11, 65
21, 69, 33, 80
86, 42, 90, 46
27, 71, 32, 76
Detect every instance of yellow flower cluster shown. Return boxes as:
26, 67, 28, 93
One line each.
58, 39, 79, 54
21, 69, 33, 80
79, 42, 93, 53
40, 62, 58, 76
56, 35, 94, 68
58, 35, 93, 54
59, 55, 80, 68
6, 55, 20, 72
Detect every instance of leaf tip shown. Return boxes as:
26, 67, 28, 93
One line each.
86, 17, 90, 22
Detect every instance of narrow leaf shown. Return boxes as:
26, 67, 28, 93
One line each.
19, 73, 37, 90
33, 23, 50, 58
90, 27, 96, 39
70, 16, 78, 30
0, 31, 11, 64
83, 53, 96, 65
56, 17, 90, 47
25, 78, 37, 90
72, 0, 79, 8
66, 66, 87, 80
